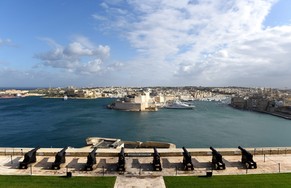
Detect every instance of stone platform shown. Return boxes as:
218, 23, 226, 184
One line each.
1, 147, 291, 187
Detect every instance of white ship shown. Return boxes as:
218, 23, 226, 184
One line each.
164, 100, 195, 109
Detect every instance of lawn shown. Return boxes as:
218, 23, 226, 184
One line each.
164, 173, 291, 188
0, 175, 116, 188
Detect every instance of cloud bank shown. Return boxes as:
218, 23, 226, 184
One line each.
91, 0, 291, 87
3, 0, 291, 88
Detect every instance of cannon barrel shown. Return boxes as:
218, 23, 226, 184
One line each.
92, 147, 97, 153
210, 147, 221, 158
182, 147, 191, 157
238, 146, 247, 153
182, 147, 188, 154
58, 146, 68, 154
153, 147, 159, 157
238, 146, 252, 157
210, 146, 218, 153
210, 147, 222, 158
22, 147, 40, 162
182, 147, 191, 158
238, 146, 251, 156
89, 147, 97, 156
29, 146, 40, 153
87, 147, 97, 163
19, 147, 40, 169
119, 147, 125, 156
55, 147, 67, 161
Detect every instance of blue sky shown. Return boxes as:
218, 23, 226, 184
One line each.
1, 0, 291, 88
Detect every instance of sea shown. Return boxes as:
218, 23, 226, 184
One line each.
0, 97, 291, 148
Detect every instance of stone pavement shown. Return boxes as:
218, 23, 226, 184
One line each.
114, 176, 166, 188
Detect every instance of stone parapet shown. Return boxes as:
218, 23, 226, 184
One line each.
1, 147, 291, 157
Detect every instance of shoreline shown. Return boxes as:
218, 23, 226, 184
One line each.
230, 105, 291, 120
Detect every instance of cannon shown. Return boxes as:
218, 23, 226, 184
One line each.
85, 147, 98, 171
52, 147, 68, 170
152, 147, 162, 171
182, 147, 194, 170
117, 147, 125, 172
210, 147, 225, 170
19, 147, 40, 169
238, 146, 257, 169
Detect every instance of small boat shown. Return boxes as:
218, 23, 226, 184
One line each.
164, 100, 195, 109
63, 95, 68, 101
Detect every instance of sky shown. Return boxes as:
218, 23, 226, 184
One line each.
1, 0, 291, 88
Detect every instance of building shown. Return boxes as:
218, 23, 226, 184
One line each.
111, 91, 157, 111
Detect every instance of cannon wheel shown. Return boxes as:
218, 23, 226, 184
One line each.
213, 164, 218, 170
245, 163, 250, 169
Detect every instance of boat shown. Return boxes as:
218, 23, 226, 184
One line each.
164, 100, 195, 109
63, 95, 68, 101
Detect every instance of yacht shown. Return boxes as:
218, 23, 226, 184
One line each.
164, 100, 195, 109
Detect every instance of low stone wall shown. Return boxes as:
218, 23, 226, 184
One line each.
1, 147, 291, 157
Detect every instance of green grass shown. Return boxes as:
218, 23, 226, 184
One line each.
0, 175, 116, 188
164, 173, 291, 188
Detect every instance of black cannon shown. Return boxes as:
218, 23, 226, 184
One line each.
182, 147, 194, 170
238, 146, 257, 169
117, 147, 125, 172
19, 147, 40, 169
52, 147, 68, 170
210, 147, 225, 170
152, 147, 162, 171
85, 147, 97, 171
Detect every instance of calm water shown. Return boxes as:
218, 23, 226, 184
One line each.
0, 97, 290, 148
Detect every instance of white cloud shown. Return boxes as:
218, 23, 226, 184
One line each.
0, 38, 12, 47
35, 36, 111, 75
90, 0, 291, 87
92, 14, 107, 21
78, 59, 102, 74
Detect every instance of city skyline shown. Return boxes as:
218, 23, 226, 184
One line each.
1, 0, 291, 88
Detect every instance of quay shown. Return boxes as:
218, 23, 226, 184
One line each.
1, 146, 291, 187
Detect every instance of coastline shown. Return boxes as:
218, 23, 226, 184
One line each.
230, 105, 291, 120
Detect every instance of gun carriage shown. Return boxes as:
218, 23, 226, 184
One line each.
85, 147, 97, 171
210, 147, 225, 170
117, 147, 125, 172
52, 147, 68, 170
19, 147, 40, 169
152, 147, 162, 171
182, 147, 194, 170
238, 146, 257, 169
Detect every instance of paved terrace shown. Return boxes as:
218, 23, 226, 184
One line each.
1, 147, 291, 187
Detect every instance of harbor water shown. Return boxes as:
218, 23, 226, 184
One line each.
0, 97, 290, 148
